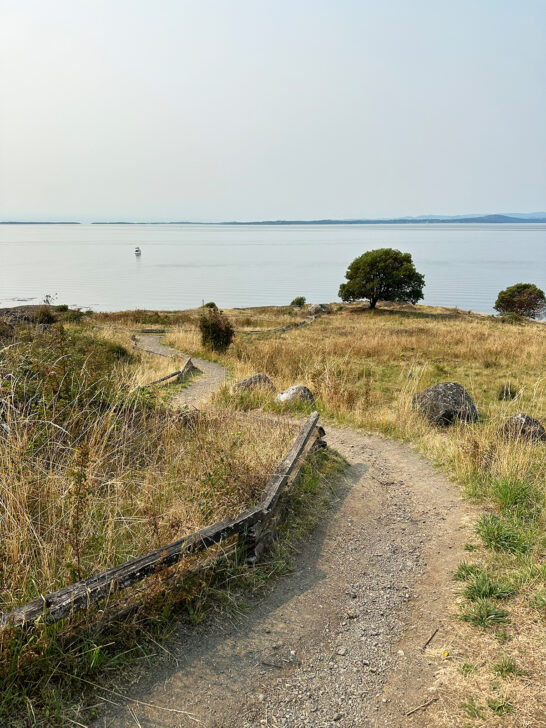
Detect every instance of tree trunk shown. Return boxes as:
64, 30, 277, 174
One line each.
369, 297, 378, 309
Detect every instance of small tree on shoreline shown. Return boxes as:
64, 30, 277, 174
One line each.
494, 283, 546, 319
338, 248, 425, 309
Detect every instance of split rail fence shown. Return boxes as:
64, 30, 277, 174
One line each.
1, 412, 325, 630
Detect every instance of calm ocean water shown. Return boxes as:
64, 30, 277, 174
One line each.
1, 223, 545, 313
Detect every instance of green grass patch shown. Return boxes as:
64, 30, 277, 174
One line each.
475, 514, 528, 554
458, 662, 478, 676
453, 561, 483, 581
492, 656, 521, 678
462, 572, 516, 601
487, 697, 513, 715
458, 599, 509, 628
461, 696, 485, 719
489, 477, 543, 521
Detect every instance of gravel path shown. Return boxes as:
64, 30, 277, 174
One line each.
99, 338, 472, 728
134, 333, 226, 407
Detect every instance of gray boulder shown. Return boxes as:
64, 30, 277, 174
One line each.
500, 414, 546, 443
307, 303, 328, 315
275, 385, 315, 404
412, 382, 478, 426
232, 373, 275, 393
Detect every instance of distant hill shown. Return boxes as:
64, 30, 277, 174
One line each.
219, 214, 546, 225
2, 213, 546, 225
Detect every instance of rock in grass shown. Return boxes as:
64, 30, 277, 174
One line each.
499, 413, 546, 443
412, 381, 478, 426
307, 303, 329, 315
275, 385, 315, 404
232, 373, 275, 393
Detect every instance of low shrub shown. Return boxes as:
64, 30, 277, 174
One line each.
204, 301, 217, 309
198, 307, 234, 352
498, 312, 526, 325
290, 296, 306, 307
65, 309, 84, 322
35, 307, 56, 325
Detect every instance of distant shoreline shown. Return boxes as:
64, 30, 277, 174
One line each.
2, 214, 546, 226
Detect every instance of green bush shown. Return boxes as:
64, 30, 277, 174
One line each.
54, 304, 69, 312
35, 307, 56, 325
198, 307, 234, 352
203, 301, 217, 309
494, 283, 546, 319
290, 296, 306, 307
65, 309, 84, 322
498, 312, 526, 325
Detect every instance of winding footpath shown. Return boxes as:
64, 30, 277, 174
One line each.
99, 334, 472, 728
134, 333, 226, 408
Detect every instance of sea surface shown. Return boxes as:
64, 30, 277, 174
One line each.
1, 223, 545, 313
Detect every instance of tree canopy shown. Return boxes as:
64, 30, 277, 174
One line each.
338, 248, 425, 309
494, 283, 546, 319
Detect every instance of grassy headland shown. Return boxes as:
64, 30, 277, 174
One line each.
1, 301, 544, 726
160, 301, 545, 727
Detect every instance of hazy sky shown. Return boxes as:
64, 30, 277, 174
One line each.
1, 0, 545, 221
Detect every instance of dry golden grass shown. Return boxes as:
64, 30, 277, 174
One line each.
163, 302, 546, 727
91, 323, 184, 386
0, 327, 298, 613
94, 305, 308, 333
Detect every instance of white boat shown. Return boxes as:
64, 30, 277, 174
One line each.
135, 247, 141, 256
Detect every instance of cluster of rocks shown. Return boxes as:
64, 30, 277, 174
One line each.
232, 372, 315, 405
412, 381, 545, 443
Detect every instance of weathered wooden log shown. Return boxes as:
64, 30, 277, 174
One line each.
244, 413, 321, 564
0, 411, 321, 629
0, 506, 264, 628
140, 358, 198, 388
260, 411, 319, 513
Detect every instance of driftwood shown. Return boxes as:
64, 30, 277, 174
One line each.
140, 357, 198, 389
1, 412, 322, 629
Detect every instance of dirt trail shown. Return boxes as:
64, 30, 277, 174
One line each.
103, 338, 473, 727
134, 333, 226, 407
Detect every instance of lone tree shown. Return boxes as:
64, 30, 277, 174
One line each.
338, 248, 425, 309
494, 283, 546, 319
198, 307, 234, 351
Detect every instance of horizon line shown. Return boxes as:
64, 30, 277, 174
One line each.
2, 211, 546, 226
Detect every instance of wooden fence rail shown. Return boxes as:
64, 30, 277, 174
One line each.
139, 357, 198, 388
0, 412, 323, 629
